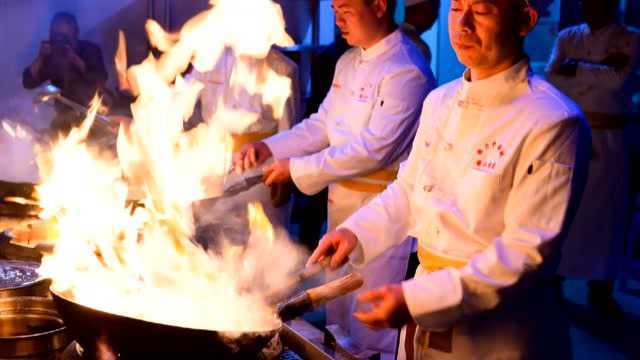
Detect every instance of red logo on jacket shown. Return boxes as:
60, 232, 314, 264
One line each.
473, 141, 505, 172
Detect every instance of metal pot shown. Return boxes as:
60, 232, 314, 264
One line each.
0, 296, 71, 358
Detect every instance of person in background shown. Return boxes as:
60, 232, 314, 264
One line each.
307, 0, 590, 358
401, 0, 440, 65
23, 12, 108, 135
236, 0, 436, 357
546, 0, 640, 317
187, 47, 300, 230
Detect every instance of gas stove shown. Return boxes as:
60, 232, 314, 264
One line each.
54, 320, 378, 360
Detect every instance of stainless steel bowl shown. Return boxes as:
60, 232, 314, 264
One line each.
0, 296, 71, 358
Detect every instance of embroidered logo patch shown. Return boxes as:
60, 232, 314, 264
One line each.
473, 141, 505, 172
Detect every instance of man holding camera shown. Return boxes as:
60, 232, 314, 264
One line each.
23, 12, 108, 134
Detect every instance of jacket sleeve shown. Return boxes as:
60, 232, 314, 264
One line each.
400, 116, 588, 330
286, 67, 431, 195
573, 33, 640, 91
263, 87, 333, 161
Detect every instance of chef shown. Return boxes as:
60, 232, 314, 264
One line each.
545, 0, 640, 316
235, 0, 435, 357
187, 47, 300, 229
308, 0, 590, 358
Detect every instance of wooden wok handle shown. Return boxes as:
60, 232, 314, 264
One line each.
307, 272, 364, 306
277, 273, 364, 322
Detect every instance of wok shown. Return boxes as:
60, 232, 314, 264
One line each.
51, 272, 363, 358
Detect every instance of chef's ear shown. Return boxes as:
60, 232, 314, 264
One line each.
371, 0, 390, 20
518, 4, 538, 37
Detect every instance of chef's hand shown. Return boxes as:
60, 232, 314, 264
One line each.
353, 284, 412, 329
307, 228, 358, 269
234, 141, 272, 173
263, 159, 290, 186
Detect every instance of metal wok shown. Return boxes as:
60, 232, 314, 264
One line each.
51, 272, 363, 358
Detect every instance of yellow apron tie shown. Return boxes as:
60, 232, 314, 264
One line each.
337, 166, 399, 193
411, 246, 467, 355
417, 246, 467, 272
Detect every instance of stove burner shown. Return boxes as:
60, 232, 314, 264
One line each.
60, 341, 304, 360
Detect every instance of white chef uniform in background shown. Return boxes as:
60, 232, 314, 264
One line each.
188, 47, 300, 229
546, 22, 640, 281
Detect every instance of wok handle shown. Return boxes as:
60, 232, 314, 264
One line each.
307, 272, 364, 306
278, 273, 364, 322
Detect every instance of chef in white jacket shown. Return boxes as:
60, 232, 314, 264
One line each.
545, 0, 640, 315
188, 47, 300, 228
236, 0, 435, 357
308, 0, 590, 358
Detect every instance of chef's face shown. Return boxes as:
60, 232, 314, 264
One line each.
332, 0, 390, 48
448, 0, 536, 78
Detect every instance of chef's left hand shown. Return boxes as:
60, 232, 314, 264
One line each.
263, 159, 291, 186
353, 284, 412, 329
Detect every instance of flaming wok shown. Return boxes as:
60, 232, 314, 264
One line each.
51, 272, 363, 358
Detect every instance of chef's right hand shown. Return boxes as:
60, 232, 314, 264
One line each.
307, 228, 358, 270
234, 141, 272, 173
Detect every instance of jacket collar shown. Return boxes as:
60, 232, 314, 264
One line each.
459, 58, 532, 108
359, 28, 402, 62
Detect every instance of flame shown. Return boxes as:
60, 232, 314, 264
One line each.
36, 0, 303, 333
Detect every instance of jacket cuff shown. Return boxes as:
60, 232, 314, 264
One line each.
264, 132, 297, 161
289, 156, 324, 196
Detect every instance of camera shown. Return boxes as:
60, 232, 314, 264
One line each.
49, 34, 73, 58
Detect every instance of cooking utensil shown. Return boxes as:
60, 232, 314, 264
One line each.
278, 272, 364, 322
34, 85, 117, 135
0, 181, 39, 218
51, 272, 363, 358
0, 296, 71, 358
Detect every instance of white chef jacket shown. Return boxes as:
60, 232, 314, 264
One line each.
546, 23, 640, 116
187, 48, 299, 229
341, 59, 588, 330
264, 29, 435, 195
188, 47, 300, 134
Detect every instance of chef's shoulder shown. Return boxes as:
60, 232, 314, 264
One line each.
418, 77, 461, 112
523, 75, 585, 130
